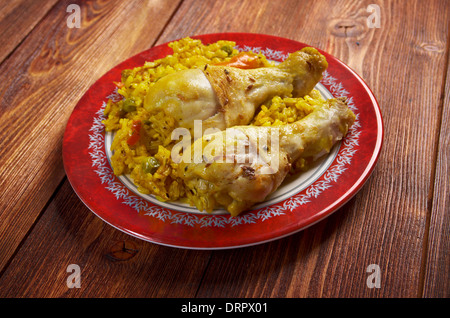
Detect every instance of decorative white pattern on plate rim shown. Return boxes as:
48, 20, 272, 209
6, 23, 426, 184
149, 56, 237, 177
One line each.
88, 47, 361, 228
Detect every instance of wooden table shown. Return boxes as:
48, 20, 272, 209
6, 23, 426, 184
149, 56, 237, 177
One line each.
0, 0, 448, 299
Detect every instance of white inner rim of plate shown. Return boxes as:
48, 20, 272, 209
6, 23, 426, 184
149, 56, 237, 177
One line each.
104, 83, 337, 215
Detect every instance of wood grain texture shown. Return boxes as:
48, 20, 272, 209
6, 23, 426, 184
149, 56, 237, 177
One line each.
0, 180, 211, 297
0, 0, 448, 298
156, 0, 449, 297
422, 42, 450, 297
0, 0, 59, 64
0, 0, 181, 274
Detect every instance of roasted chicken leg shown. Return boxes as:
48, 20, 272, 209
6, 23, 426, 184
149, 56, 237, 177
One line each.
144, 47, 328, 134
177, 98, 355, 216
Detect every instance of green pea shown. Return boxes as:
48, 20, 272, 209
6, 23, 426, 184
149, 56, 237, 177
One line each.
121, 98, 136, 112
221, 45, 233, 56
142, 156, 160, 174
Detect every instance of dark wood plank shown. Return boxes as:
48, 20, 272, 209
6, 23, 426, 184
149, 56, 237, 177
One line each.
0, 0, 59, 64
0, 180, 211, 297
196, 207, 357, 297
0, 0, 182, 273
422, 44, 450, 297
155, 0, 449, 297
1, 0, 447, 298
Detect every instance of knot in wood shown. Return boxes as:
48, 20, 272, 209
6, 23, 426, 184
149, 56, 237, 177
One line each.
329, 19, 366, 38
106, 240, 139, 261
418, 42, 445, 53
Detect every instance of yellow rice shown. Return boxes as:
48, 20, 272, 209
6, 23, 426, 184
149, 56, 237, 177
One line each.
102, 37, 326, 204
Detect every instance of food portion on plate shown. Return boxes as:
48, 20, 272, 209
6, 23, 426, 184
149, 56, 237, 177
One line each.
179, 97, 354, 216
143, 46, 328, 135
102, 37, 355, 216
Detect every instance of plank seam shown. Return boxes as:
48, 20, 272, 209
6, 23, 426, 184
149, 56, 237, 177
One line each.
418, 18, 450, 298
0, 1, 59, 68
0, 177, 67, 278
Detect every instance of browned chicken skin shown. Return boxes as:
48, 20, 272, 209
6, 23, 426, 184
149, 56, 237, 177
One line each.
144, 47, 328, 134
178, 98, 355, 216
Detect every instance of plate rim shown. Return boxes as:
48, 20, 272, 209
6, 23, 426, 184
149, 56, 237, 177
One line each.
62, 32, 384, 250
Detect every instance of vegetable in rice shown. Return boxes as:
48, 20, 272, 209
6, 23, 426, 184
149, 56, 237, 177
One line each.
102, 37, 326, 206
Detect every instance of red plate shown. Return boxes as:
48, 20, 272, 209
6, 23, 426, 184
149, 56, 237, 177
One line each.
63, 33, 383, 249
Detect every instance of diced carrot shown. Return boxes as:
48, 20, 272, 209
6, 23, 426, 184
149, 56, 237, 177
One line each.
216, 52, 264, 69
127, 120, 142, 146
114, 81, 124, 88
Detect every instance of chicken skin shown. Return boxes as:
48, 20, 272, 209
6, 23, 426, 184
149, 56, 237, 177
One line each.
177, 98, 355, 216
144, 47, 328, 134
